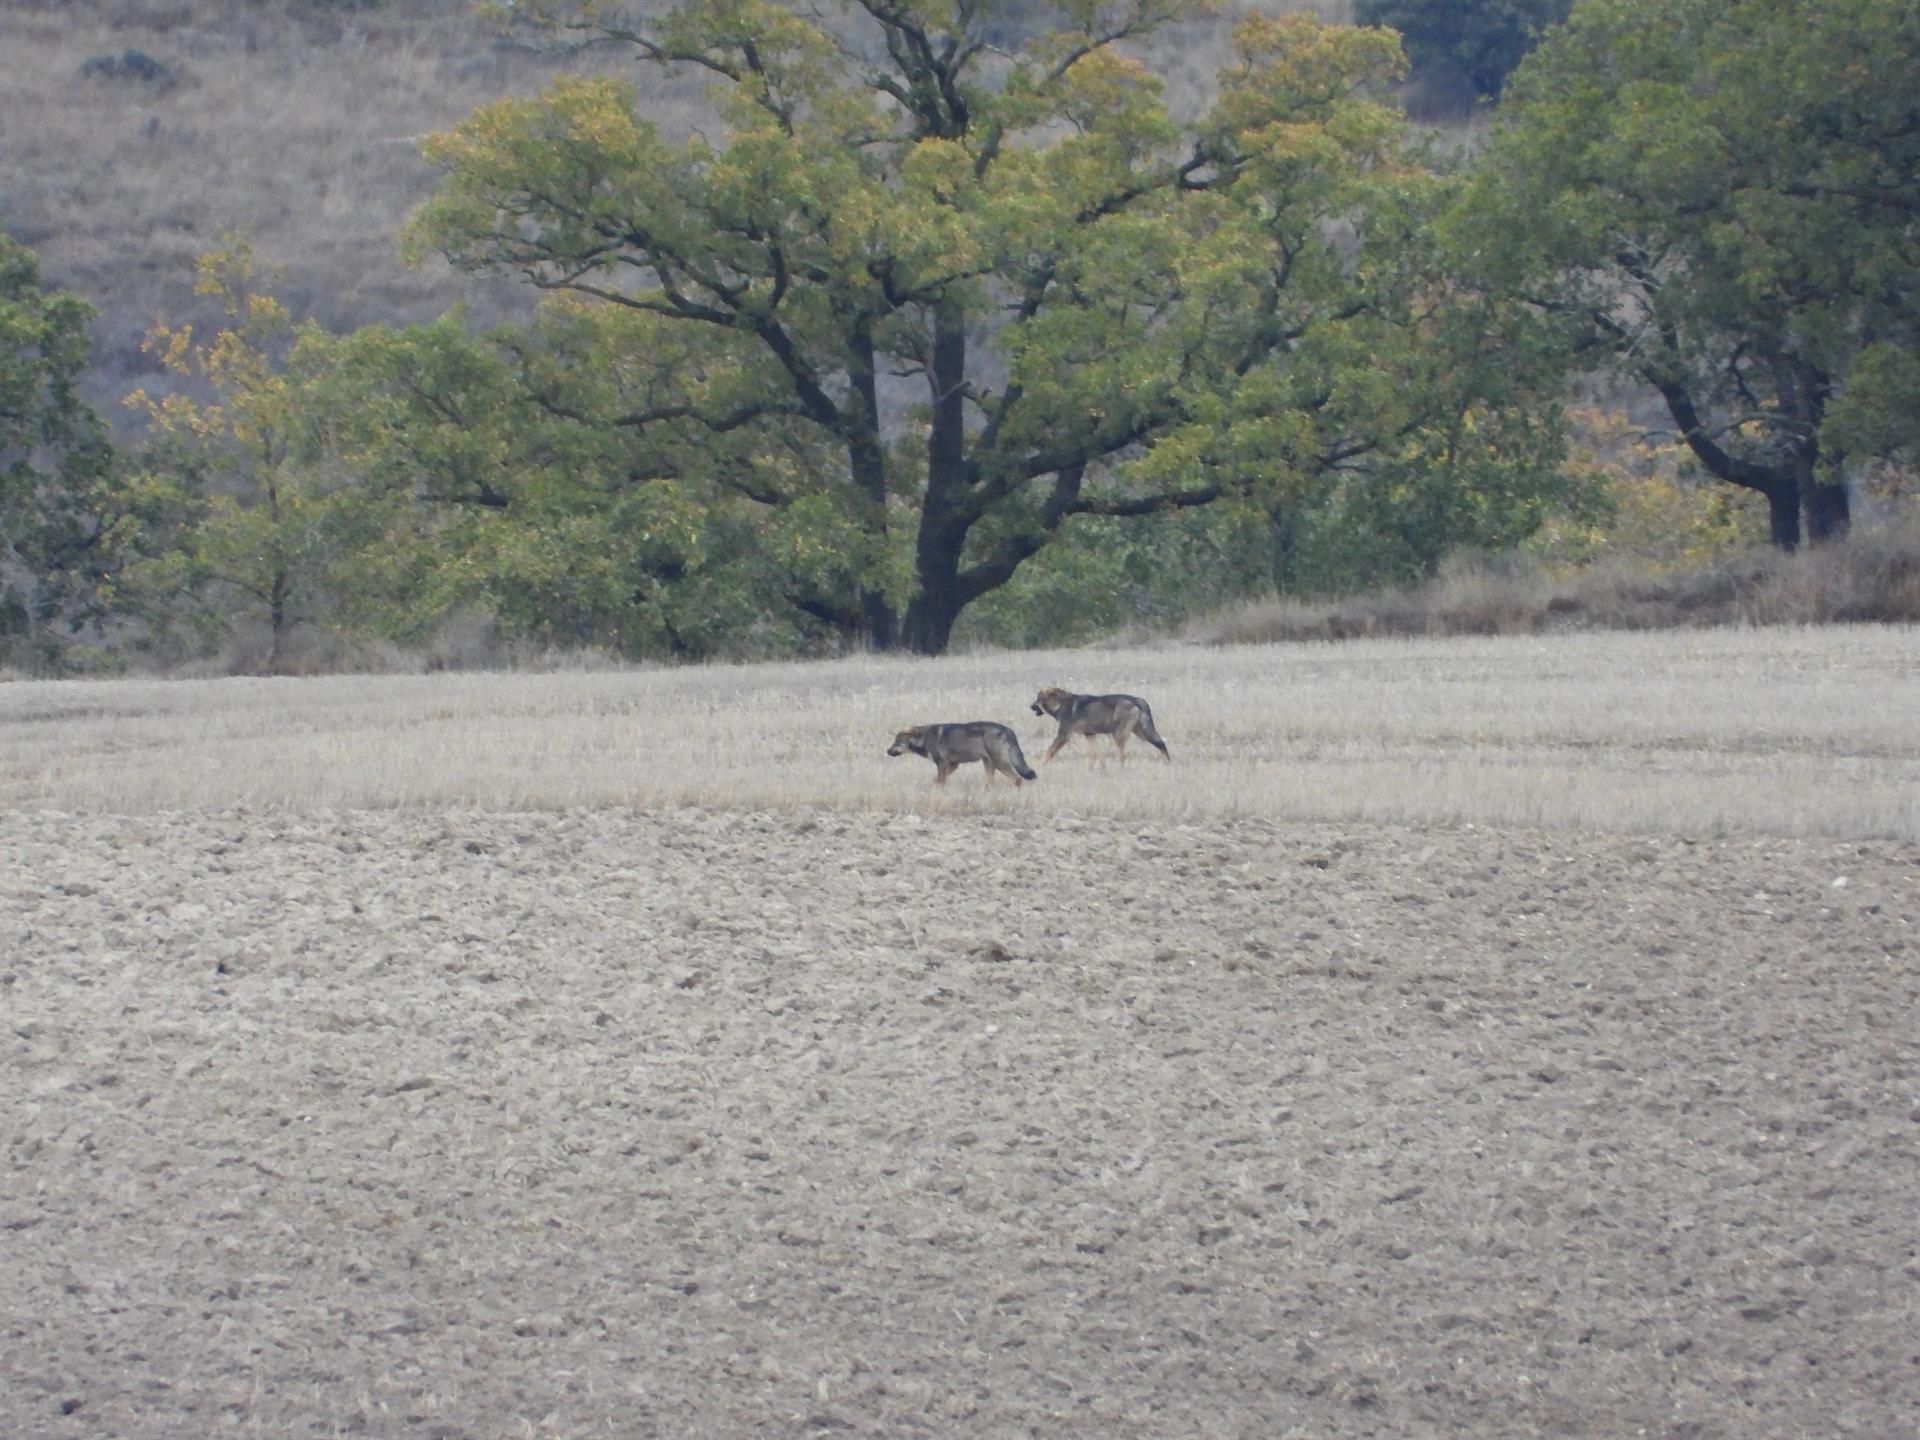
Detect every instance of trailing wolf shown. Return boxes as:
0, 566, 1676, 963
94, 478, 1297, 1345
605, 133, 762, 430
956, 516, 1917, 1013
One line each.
887, 722, 1039, 786
1030, 687, 1172, 763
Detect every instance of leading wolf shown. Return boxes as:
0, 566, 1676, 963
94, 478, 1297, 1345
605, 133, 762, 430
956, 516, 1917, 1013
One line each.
1030, 687, 1172, 762
888, 722, 1039, 786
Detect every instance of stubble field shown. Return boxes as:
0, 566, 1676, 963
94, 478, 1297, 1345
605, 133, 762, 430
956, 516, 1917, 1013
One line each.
4, 628, 1918, 1438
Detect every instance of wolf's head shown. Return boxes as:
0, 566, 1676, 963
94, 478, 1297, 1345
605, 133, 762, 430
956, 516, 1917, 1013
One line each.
1031, 687, 1069, 718
887, 726, 929, 758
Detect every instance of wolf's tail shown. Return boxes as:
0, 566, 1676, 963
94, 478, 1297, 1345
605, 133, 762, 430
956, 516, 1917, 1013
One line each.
1009, 738, 1039, 781
1139, 706, 1171, 760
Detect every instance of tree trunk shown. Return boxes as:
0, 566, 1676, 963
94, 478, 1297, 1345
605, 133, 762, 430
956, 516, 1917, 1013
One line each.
1781, 359, 1848, 545
901, 574, 965, 656
901, 303, 974, 656
1645, 368, 1832, 554
857, 590, 898, 651
844, 329, 900, 651
1803, 479, 1850, 544
1267, 503, 1302, 594
268, 565, 291, 674
1764, 483, 1801, 551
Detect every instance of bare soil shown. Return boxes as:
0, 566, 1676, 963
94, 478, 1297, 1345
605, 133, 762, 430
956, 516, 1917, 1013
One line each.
5, 806, 1917, 1438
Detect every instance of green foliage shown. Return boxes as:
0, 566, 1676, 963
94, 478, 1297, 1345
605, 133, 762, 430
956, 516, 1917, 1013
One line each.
955, 503, 1273, 648
403, 1, 1572, 654
296, 306, 853, 660
1356, 0, 1571, 104
124, 242, 370, 670
1827, 342, 1920, 467
0, 236, 120, 670
1527, 409, 1769, 573
1463, 0, 1920, 549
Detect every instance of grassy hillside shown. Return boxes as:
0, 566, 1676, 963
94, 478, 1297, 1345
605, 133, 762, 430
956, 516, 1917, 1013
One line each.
4, 0, 1346, 427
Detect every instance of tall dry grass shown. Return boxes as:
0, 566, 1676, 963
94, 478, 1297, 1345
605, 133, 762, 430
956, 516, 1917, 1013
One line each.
4, 627, 1916, 839
1195, 519, 1920, 646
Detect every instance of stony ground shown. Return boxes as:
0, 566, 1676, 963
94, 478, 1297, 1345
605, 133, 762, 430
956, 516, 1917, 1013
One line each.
4, 806, 1918, 1438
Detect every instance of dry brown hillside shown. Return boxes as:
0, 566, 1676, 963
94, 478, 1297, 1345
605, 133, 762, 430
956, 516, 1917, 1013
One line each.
4, 0, 1343, 428
7, 1, 567, 415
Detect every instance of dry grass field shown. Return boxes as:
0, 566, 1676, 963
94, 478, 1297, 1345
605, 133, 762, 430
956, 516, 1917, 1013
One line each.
3, 626, 1916, 835
5, 627, 1919, 1438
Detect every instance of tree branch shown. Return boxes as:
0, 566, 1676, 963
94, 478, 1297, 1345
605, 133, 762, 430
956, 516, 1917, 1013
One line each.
1067, 482, 1227, 518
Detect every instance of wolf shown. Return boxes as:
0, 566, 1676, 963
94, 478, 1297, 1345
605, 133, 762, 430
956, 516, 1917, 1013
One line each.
887, 722, 1039, 786
1030, 687, 1172, 762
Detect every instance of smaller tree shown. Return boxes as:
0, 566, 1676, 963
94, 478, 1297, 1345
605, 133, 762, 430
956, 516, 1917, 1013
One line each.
1464, 0, 1920, 550
0, 236, 121, 669
299, 305, 856, 659
126, 242, 358, 670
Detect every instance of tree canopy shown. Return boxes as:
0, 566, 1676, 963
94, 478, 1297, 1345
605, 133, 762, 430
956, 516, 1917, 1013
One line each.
1463, 0, 1920, 549
407, 0, 1569, 653
296, 305, 828, 659
122, 243, 381, 671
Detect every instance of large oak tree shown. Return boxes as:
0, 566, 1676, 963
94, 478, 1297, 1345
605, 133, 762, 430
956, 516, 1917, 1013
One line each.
411, 0, 1564, 652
